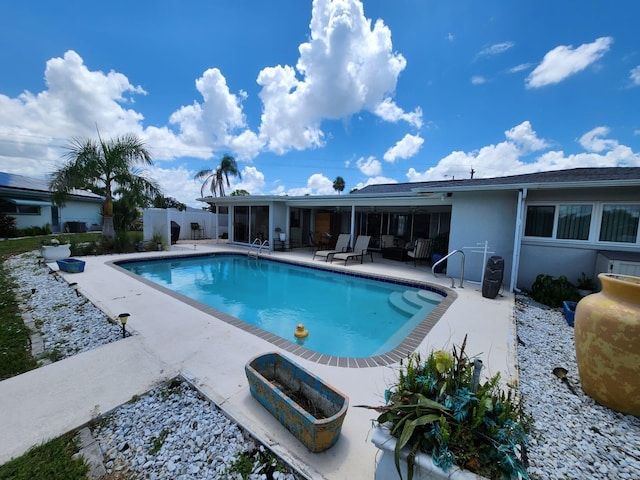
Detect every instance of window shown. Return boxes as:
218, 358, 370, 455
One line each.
599, 205, 640, 243
0, 201, 40, 215
524, 206, 554, 237
557, 205, 592, 240
524, 202, 640, 245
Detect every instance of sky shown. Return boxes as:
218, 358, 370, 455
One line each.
1, 0, 639, 208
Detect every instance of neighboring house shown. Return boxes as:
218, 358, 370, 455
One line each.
0, 172, 103, 233
198, 167, 640, 292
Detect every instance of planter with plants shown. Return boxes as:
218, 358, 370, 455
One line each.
40, 238, 71, 262
362, 336, 530, 480
151, 231, 164, 251
275, 227, 286, 241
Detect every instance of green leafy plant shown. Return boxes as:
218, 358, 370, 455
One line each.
576, 272, 596, 291
41, 236, 69, 246
0, 212, 18, 238
530, 274, 580, 307
151, 230, 165, 250
363, 336, 530, 480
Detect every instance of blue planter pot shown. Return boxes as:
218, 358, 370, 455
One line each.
56, 258, 86, 273
563, 301, 577, 327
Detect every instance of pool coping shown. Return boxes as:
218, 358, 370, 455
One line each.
107, 251, 457, 368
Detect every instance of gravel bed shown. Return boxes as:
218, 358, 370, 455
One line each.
516, 294, 640, 480
5, 252, 640, 478
91, 378, 299, 479
6, 252, 121, 361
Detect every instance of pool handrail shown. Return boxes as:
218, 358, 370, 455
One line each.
248, 238, 271, 257
432, 249, 465, 288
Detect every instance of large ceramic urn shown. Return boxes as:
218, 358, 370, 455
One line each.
574, 273, 640, 416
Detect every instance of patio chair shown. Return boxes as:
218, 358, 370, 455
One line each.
312, 233, 351, 261
331, 235, 373, 265
407, 238, 432, 267
380, 235, 395, 248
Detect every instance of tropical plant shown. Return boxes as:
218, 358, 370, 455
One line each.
194, 154, 242, 197
530, 274, 580, 307
230, 189, 250, 196
361, 336, 530, 480
49, 132, 161, 241
576, 272, 596, 291
0, 212, 17, 238
333, 176, 345, 194
152, 195, 187, 211
40, 236, 69, 246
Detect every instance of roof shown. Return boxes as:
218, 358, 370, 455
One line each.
0, 172, 103, 201
353, 167, 640, 195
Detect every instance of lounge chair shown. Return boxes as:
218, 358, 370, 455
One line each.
407, 238, 432, 267
331, 235, 373, 265
312, 233, 351, 261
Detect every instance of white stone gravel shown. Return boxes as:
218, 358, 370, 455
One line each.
6, 252, 640, 479
91, 378, 299, 479
6, 252, 121, 361
516, 294, 640, 480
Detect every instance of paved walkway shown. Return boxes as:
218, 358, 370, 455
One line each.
0, 242, 517, 479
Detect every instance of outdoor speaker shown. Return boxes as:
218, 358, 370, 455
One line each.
482, 256, 504, 299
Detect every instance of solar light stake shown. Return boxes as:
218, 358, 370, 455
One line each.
118, 313, 130, 339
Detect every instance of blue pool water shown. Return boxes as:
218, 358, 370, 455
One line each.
118, 254, 442, 357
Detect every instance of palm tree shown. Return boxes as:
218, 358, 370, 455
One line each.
49, 132, 160, 241
333, 176, 345, 194
194, 154, 242, 197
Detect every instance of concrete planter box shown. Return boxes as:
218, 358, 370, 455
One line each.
245, 352, 348, 452
41, 244, 71, 262
56, 258, 86, 273
372, 426, 488, 480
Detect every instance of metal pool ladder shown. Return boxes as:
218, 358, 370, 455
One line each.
248, 238, 270, 257
432, 249, 465, 288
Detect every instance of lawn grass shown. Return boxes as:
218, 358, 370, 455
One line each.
0, 233, 102, 259
0, 433, 87, 480
0, 261, 37, 380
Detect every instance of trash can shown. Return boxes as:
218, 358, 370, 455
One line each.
170, 221, 180, 244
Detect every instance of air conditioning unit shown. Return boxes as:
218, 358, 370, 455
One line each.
595, 251, 640, 288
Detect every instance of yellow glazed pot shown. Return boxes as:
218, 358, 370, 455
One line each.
574, 273, 640, 416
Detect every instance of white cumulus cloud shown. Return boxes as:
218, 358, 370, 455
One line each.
526, 37, 613, 88
356, 156, 382, 176
383, 134, 424, 163
257, 0, 419, 153
405, 121, 640, 182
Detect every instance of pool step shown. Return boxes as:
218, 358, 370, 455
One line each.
388, 292, 418, 316
417, 289, 444, 304
388, 289, 443, 316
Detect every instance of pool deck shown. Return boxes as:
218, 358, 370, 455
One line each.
0, 241, 518, 478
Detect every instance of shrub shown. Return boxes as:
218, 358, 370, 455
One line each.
0, 212, 18, 238
530, 274, 580, 307
366, 336, 530, 480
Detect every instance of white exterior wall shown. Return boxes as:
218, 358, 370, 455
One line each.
12, 205, 52, 230
142, 208, 228, 244
11, 199, 101, 231
447, 191, 519, 287
516, 186, 639, 290
59, 200, 103, 231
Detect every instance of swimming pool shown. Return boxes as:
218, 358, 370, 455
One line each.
115, 253, 454, 364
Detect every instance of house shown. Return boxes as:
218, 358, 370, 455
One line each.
199, 167, 640, 292
0, 171, 103, 233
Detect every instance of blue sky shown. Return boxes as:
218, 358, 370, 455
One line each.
1, 0, 639, 207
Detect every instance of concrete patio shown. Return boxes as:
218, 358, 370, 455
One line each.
0, 241, 517, 479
